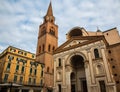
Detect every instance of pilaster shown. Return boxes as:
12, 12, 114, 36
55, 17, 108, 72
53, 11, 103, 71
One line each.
86, 48, 95, 84
101, 47, 112, 82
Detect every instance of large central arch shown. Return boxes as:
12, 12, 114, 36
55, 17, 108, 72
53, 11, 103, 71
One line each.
70, 54, 88, 92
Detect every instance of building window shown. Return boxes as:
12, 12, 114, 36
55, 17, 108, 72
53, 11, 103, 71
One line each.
94, 48, 100, 58
71, 72, 75, 79
58, 84, 61, 92
58, 58, 62, 67
6, 63, 11, 71
16, 65, 19, 71
99, 80, 106, 92
20, 76, 23, 84
32, 55, 35, 58
29, 78, 31, 84
21, 66, 24, 73
8, 55, 14, 61
34, 69, 37, 75
114, 74, 117, 76
39, 46, 41, 53
112, 66, 115, 68
49, 29, 55, 36
41, 70, 43, 77
33, 78, 36, 84
40, 80, 43, 85
4, 74, 9, 82
30, 68, 32, 74
108, 50, 111, 54
48, 44, 51, 52
116, 81, 119, 84
52, 69, 54, 73
42, 44, 45, 52
111, 58, 113, 61
18, 51, 23, 54
14, 75, 17, 82
24, 52, 27, 56
10, 48, 16, 52
16, 58, 20, 62
53, 46, 55, 51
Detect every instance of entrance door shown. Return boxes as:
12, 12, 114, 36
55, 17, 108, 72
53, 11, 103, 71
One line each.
81, 80, 88, 92
71, 84, 76, 92
70, 55, 88, 92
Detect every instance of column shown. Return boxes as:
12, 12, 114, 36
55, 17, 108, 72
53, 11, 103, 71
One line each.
84, 60, 91, 92
62, 58, 66, 92
62, 58, 65, 85
101, 47, 112, 82
66, 71, 71, 92
53, 60, 56, 92
87, 49, 95, 84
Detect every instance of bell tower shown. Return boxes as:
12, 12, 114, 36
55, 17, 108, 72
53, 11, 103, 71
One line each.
36, 2, 58, 91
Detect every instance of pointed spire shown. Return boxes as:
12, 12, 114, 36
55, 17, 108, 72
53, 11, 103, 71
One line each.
44, 1, 55, 23
46, 1, 53, 16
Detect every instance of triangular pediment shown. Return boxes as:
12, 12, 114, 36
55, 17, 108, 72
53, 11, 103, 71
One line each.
64, 39, 88, 48
54, 36, 108, 54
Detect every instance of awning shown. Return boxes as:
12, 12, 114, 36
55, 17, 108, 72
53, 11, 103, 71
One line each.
0, 83, 22, 87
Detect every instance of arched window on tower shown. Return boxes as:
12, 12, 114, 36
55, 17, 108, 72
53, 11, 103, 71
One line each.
49, 27, 55, 36
48, 44, 51, 52
42, 44, 45, 52
39, 46, 41, 53
53, 46, 55, 51
47, 67, 49, 72
94, 48, 100, 58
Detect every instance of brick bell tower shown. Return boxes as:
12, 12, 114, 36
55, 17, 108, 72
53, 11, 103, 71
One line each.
36, 2, 58, 92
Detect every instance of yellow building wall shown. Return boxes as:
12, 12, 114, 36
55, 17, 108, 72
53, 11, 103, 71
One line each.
0, 46, 43, 86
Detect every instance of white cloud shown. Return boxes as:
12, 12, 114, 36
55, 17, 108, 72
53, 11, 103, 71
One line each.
0, 0, 120, 53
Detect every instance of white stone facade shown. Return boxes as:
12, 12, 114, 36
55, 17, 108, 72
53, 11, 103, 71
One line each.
53, 36, 117, 92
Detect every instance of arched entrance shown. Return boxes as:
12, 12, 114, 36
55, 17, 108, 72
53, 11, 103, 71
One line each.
70, 55, 88, 92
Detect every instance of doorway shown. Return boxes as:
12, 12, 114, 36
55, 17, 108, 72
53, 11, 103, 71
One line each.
70, 55, 88, 92
81, 79, 88, 92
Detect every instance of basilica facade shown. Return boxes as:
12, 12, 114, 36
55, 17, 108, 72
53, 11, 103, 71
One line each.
36, 2, 120, 92
53, 27, 120, 92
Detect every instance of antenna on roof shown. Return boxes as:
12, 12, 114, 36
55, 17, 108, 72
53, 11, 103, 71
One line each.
96, 26, 101, 32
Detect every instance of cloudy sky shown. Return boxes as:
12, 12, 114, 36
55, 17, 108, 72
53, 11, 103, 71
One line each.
0, 0, 120, 53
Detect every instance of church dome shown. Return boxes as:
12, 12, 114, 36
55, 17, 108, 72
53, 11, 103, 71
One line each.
67, 27, 83, 39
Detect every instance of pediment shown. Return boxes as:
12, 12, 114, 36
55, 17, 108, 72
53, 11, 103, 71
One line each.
54, 36, 108, 54
64, 39, 88, 48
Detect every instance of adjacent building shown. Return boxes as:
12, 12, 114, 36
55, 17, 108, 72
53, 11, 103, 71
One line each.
107, 42, 120, 91
0, 46, 44, 92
